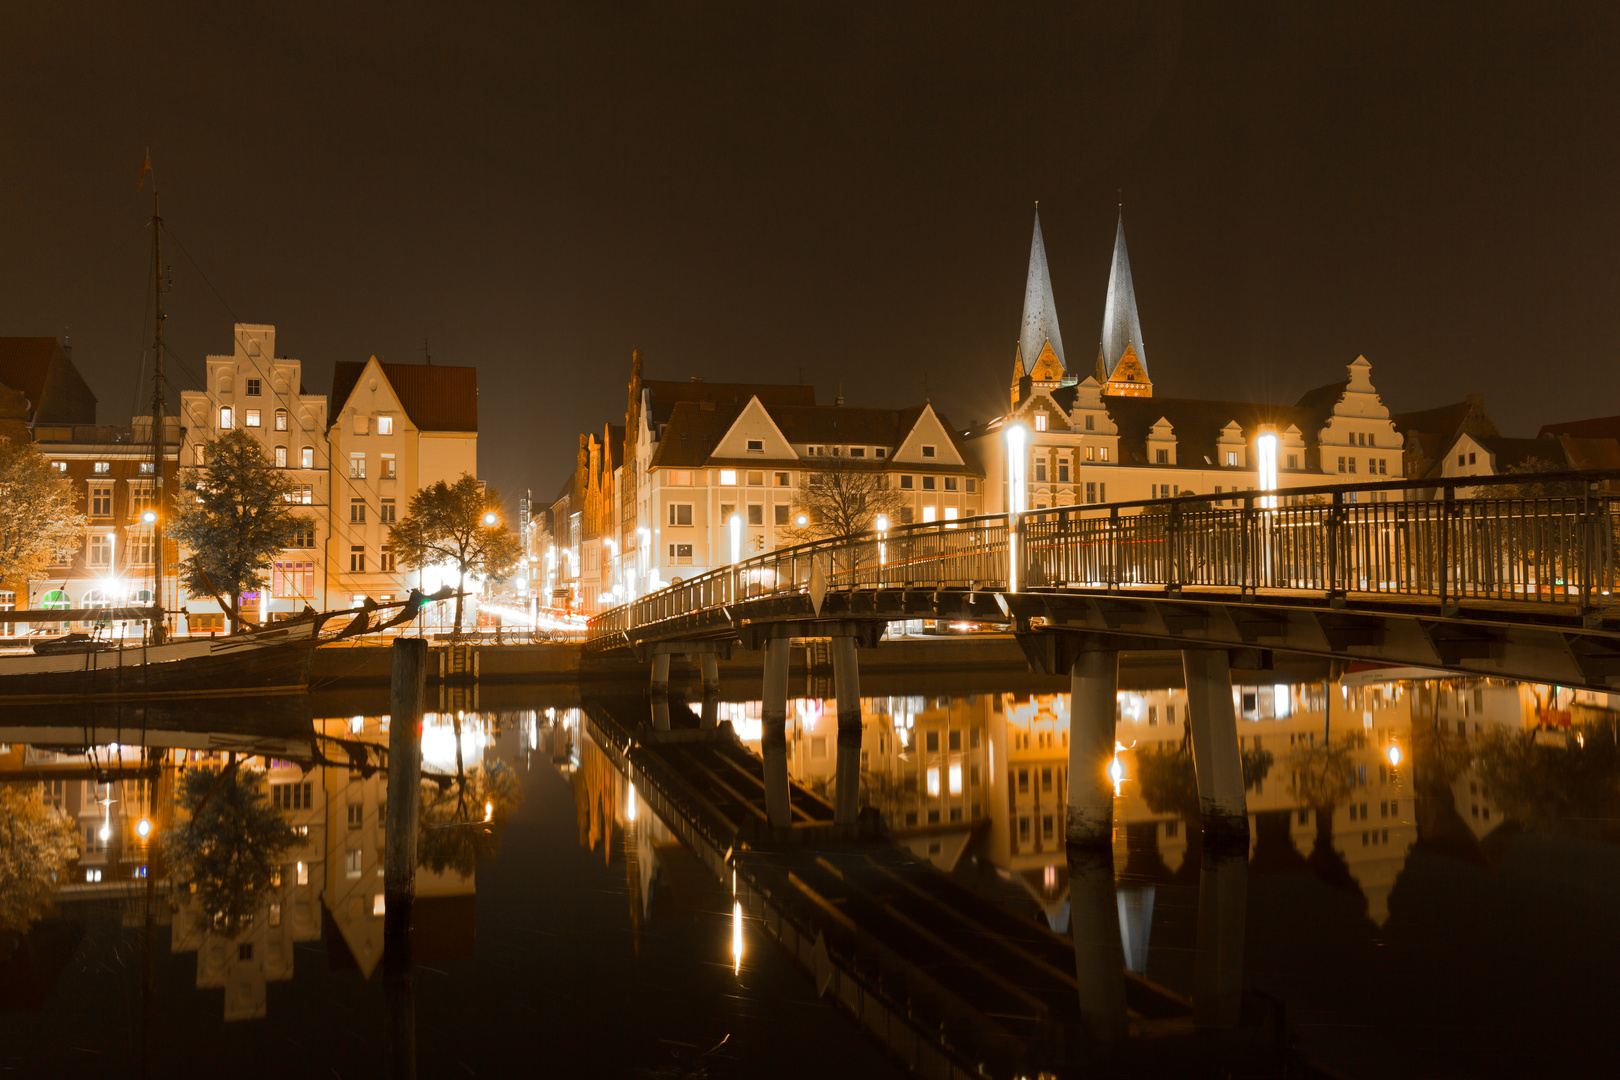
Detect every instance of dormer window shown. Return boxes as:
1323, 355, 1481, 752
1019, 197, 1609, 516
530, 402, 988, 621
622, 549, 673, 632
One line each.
746, 439, 764, 453
1034, 414, 1047, 432
875, 448, 885, 459
1225, 451, 1237, 466
849, 447, 865, 458
1155, 449, 1168, 464
921, 445, 936, 458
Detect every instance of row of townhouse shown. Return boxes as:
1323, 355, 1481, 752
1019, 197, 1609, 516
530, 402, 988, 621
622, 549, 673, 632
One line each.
1, 325, 478, 634
971, 208, 1620, 515
537, 353, 987, 613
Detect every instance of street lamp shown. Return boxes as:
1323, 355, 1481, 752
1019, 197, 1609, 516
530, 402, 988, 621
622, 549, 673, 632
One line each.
141, 510, 156, 524
1004, 423, 1028, 592
483, 512, 498, 526
1256, 431, 1278, 510
729, 512, 743, 566
874, 515, 888, 569
794, 513, 809, 528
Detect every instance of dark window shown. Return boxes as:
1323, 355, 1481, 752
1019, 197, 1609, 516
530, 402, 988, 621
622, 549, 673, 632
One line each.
948, 731, 961, 751
747, 504, 763, 525
245, 378, 261, 396
921, 445, 936, 458
900, 475, 914, 489
1155, 448, 1168, 464
922, 475, 935, 490
774, 505, 789, 525
1017, 769, 1029, 794
746, 439, 764, 453
925, 731, 939, 751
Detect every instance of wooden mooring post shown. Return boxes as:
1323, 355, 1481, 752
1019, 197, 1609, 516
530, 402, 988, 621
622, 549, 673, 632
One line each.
384, 638, 426, 1080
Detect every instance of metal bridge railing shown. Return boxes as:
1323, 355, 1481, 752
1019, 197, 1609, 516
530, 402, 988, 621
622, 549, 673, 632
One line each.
587, 471, 1620, 646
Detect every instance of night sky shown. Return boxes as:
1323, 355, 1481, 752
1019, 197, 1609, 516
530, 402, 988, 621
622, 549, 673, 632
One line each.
3, 2, 1617, 506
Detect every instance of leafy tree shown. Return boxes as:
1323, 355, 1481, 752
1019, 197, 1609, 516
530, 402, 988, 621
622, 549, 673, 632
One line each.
386, 473, 523, 635
0, 438, 88, 590
417, 759, 523, 877
168, 430, 307, 632
0, 783, 79, 937
784, 451, 905, 543
165, 763, 298, 935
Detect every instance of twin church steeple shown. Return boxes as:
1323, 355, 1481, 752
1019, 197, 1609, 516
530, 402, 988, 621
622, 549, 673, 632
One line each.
1009, 206, 1152, 408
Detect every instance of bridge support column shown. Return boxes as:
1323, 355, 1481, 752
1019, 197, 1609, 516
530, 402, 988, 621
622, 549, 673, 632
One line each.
699, 653, 720, 729
1067, 843, 1128, 1045
649, 653, 671, 730
1182, 649, 1249, 845
1066, 649, 1119, 846
1194, 847, 1248, 1029
761, 637, 792, 829
832, 635, 863, 826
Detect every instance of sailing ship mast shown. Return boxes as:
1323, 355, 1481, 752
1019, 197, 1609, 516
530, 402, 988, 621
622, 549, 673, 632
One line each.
149, 192, 167, 645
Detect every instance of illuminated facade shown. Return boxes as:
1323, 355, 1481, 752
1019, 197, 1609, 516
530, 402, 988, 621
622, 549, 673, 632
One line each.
971, 210, 1404, 514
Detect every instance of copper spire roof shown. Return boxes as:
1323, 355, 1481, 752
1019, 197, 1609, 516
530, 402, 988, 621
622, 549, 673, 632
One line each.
1017, 206, 1065, 374
1099, 211, 1148, 382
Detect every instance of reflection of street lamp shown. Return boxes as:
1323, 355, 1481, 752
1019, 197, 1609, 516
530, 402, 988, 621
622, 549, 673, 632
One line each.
136, 818, 152, 840
1386, 743, 1402, 767
875, 515, 888, 568
729, 513, 743, 565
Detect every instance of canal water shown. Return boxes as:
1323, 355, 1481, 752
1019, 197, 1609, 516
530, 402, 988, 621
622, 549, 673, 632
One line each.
2, 672, 1618, 1077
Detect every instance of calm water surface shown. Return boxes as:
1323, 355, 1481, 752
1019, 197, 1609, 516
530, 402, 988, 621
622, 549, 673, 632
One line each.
2, 672, 1618, 1078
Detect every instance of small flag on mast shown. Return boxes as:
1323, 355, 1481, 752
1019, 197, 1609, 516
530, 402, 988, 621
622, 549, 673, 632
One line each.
137, 149, 152, 192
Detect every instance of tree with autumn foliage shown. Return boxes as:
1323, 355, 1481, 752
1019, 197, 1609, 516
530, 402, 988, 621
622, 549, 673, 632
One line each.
386, 473, 522, 636
0, 438, 88, 594
0, 783, 79, 938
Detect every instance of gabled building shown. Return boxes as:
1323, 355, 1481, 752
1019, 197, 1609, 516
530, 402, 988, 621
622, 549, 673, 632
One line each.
327, 357, 478, 615
976, 208, 1403, 512
180, 324, 330, 630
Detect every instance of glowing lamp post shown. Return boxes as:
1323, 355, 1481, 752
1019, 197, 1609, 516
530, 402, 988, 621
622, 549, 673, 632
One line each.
875, 514, 889, 572
483, 512, 498, 526
1256, 431, 1278, 510
1004, 423, 1028, 592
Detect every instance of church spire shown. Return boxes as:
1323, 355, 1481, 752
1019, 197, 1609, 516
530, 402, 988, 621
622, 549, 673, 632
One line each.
1098, 209, 1148, 383
1018, 203, 1065, 375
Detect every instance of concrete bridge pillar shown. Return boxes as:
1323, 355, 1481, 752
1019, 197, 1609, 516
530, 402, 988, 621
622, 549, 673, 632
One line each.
1066, 649, 1120, 846
831, 635, 863, 826
761, 637, 792, 828
650, 653, 670, 694
1194, 847, 1248, 1029
1181, 649, 1249, 844
1067, 844, 1128, 1045
699, 653, 720, 730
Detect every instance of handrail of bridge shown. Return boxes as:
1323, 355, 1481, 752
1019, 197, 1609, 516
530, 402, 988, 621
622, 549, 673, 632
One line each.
587, 470, 1620, 647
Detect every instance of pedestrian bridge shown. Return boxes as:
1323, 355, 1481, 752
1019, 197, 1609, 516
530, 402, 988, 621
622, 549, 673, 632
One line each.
589, 472, 1620, 693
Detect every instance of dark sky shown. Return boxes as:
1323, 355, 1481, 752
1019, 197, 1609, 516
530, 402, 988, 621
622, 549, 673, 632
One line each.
4, 2, 1618, 506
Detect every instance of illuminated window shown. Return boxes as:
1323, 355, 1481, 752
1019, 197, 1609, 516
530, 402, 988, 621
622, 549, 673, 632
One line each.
719, 469, 737, 485
93, 461, 111, 474
948, 763, 962, 795
373, 894, 386, 916
922, 506, 937, 523
220, 407, 233, 429
1034, 414, 1047, 432
774, 471, 789, 486
378, 416, 394, 435
381, 454, 396, 479
275, 409, 288, 430
944, 507, 959, 521
275, 446, 288, 468
345, 849, 362, 879
269, 903, 282, 927
296, 861, 308, 886
245, 409, 261, 427
51, 460, 67, 472
926, 767, 940, 796
349, 453, 365, 479
301, 446, 314, 469
1225, 450, 1236, 465
1100, 447, 1109, 461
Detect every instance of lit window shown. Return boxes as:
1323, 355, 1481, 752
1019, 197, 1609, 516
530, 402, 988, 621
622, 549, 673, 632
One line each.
93, 461, 110, 474
1100, 447, 1109, 461
345, 849, 362, 879
373, 894, 386, 916
245, 409, 261, 427
948, 763, 962, 794
220, 407, 233, 429
1225, 450, 1236, 465
296, 861, 308, 885
301, 446, 314, 469
349, 453, 366, 479
275, 409, 288, 430
378, 416, 394, 435
944, 507, 959, 521
87, 533, 113, 567
774, 472, 789, 486
381, 454, 396, 479
1034, 414, 1047, 432
720, 469, 737, 485
51, 460, 66, 472
275, 446, 288, 468
926, 767, 940, 796
922, 506, 937, 523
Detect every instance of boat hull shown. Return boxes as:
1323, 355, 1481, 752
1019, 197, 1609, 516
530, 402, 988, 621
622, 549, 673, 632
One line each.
0, 627, 316, 705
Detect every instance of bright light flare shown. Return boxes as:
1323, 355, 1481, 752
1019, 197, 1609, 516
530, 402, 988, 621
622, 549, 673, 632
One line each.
483, 800, 494, 823
729, 513, 743, 565
1109, 740, 1128, 797
1386, 744, 1402, 767
136, 818, 151, 840
1256, 431, 1278, 509
626, 782, 637, 822
794, 513, 809, 528
98, 823, 110, 842
483, 512, 498, 526
732, 900, 744, 974
141, 510, 156, 523
1004, 423, 1028, 515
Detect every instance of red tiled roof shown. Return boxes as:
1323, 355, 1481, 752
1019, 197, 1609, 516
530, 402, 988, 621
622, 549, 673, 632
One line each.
330, 360, 477, 432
